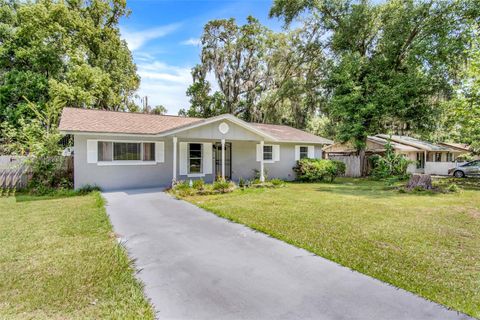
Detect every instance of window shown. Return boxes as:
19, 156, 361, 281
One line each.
98, 141, 113, 161
114, 142, 141, 160
465, 160, 480, 167
188, 143, 202, 173
98, 141, 155, 162
300, 146, 309, 159
416, 152, 425, 169
434, 152, 442, 162
263, 145, 273, 161
446, 153, 453, 162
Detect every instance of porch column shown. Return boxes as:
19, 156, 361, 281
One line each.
260, 140, 265, 182
221, 138, 225, 180
172, 136, 177, 184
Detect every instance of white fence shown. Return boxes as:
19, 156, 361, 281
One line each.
425, 161, 467, 176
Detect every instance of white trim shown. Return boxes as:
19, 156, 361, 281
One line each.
95, 139, 161, 164
62, 131, 158, 138
64, 131, 331, 145
158, 114, 278, 141
203, 142, 213, 174
172, 137, 177, 182
97, 161, 156, 166
221, 139, 225, 179
187, 173, 205, 178
260, 140, 265, 182
87, 140, 97, 163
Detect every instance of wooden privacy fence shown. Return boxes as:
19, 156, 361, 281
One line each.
328, 155, 363, 177
0, 156, 74, 190
0, 157, 30, 190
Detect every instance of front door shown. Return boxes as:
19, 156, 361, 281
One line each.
214, 142, 232, 180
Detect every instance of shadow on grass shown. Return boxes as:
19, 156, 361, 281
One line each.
15, 190, 88, 202
311, 179, 447, 198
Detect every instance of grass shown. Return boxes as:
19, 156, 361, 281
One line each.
181, 178, 480, 318
0, 192, 155, 319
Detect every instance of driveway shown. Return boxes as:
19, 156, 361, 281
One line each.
103, 188, 470, 320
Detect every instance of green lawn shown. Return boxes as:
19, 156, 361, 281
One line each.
182, 178, 480, 318
0, 193, 154, 319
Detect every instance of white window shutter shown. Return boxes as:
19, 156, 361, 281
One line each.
87, 140, 97, 163
308, 146, 315, 158
256, 144, 262, 162
203, 143, 212, 174
295, 145, 300, 161
155, 142, 164, 163
179, 142, 188, 175
273, 145, 280, 162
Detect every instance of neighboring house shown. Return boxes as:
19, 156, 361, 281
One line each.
58, 108, 333, 190
324, 134, 469, 176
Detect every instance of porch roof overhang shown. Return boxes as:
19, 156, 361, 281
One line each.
157, 114, 278, 141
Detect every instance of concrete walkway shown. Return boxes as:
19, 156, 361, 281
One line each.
103, 188, 470, 320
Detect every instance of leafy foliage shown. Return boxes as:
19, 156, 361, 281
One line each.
293, 159, 346, 182
270, 0, 477, 150
370, 140, 411, 181
0, 0, 139, 152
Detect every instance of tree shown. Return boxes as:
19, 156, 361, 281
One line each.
187, 16, 270, 121
179, 65, 226, 118
0, 0, 139, 134
185, 16, 326, 127
446, 34, 480, 153
271, 0, 477, 172
150, 105, 168, 115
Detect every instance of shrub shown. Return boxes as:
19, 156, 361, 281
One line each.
27, 156, 73, 195
270, 178, 285, 187
192, 179, 205, 190
213, 179, 235, 193
173, 181, 195, 197
77, 184, 102, 195
293, 159, 346, 182
446, 183, 460, 193
370, 139, 411, 181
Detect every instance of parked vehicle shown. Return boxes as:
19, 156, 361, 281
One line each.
448, 160, 480, 178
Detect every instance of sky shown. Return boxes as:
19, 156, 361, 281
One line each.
120, 0, 283, 115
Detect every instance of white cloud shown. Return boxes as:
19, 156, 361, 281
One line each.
121, 23, 181, 51
135, 59, 193, 114
181, 38, 201, 46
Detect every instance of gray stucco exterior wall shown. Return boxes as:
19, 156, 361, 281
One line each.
73, 120, 326, 190
74, 135, 174, 190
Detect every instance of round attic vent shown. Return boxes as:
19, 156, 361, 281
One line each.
219, 122, 229, 134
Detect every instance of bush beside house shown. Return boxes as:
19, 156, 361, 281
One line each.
293, 159, 346, 182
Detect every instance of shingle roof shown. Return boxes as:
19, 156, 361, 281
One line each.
250, 123, 333, 144
376, 135, 455, 152
368, 136, 421, 152
59, 108, 333, 144
58, 108, 202, 135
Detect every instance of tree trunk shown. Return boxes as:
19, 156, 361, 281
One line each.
406, 174, 433, 190
359, 148, 367, 177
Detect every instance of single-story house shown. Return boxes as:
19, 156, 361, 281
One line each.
58, 108, 333, 190
324, 134, 469, 176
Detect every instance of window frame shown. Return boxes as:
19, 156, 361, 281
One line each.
97, 140, 157, 165
188, 143, 203, 174
263, 145, 273, 161
299, 146, 309, 159
434, 152, 442, 162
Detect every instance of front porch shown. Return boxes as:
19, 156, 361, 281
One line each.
171, 137, 272, 184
